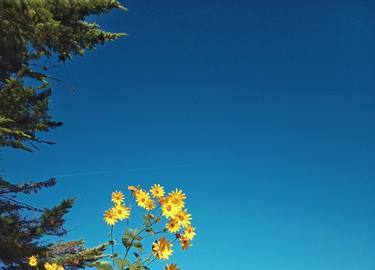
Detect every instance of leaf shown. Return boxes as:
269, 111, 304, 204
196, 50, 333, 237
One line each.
133, 252, 140, 258
145, 227, 154, 236
133, 242, 143, 253
122, 236, 132, 248
142, 214, 151, 227
91, 262, 113, 270
114, 258, 129, 270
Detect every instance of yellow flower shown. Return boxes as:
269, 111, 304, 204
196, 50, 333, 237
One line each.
44, 263, 63, 270
169, 189, 186, 203
180, 236, 192, 250
114, 204, 130, 220
150, 184, 165, 198
128, 185, 138, 193
103, 208, 117, 225
28, 255, 38, 267
145, 199, 156, 211
111, 191, 124, 205
183, 225, 196, 240
166, 219, 180, 233
135, 189, 151, 209
152, 237, 173, 260
54, 263, 64, 270
175, 209, 191, 228
165, 264, 180, 270
44, 263, 53, 270
161, 198, 179, 219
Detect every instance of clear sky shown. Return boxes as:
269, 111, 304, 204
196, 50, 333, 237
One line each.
2, 1, 375, 270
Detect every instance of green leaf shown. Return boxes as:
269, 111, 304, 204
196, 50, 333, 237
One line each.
142, 214, 151, 226
122, 236, 132, 248
133, 242, 143, 253
91, 262, 114, 270
145, 227, 154, 236
114, 258, 129, 270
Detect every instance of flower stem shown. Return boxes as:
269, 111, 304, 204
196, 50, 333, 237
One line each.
110, 225, 114, 266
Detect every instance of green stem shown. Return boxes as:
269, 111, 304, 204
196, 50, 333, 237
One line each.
110, 225, 114, 266
123, 212, 162, 260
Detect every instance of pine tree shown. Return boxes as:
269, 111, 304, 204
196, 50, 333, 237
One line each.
0, 0, 126, 151
0, 1, 126, 269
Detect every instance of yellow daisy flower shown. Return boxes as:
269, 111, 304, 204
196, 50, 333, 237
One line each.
161, 198, 179, 219
169, 189, 186, 203
150, 184, 165, 198
44, 262, 53, 270
165, 264, 180, 270
114, 204, 130, 220
56, 264, 64, 270
111, 191, 124, 205
103, 208, 117, 225
175, 209, 192, 228
135, 189, 151, 209
28, 255, 38, 267
152, 237, 173, 260
166, 219, 180, 233
145, 199, 156, 211
128, 185, 138, 193
44, 263, 63, 270
168, 189, 186, 210
183, 225, 196, 240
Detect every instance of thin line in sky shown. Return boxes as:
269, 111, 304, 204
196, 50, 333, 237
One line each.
50, 164, 197, 179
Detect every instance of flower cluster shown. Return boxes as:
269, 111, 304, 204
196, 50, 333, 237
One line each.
27, 184, 195, 270
103, 191, 131, 225
27, 256, 64, 270
102, 184, 196, 270
131, 185, 196, 255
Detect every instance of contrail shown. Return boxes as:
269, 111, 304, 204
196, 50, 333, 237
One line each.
52, 169, 122, 178
49, 164, 196, 179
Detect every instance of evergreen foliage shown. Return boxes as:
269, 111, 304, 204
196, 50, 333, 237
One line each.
0, 0, 126, 151
0, 1, 126, 269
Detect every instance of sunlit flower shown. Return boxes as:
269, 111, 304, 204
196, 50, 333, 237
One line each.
161, 198, 179, 218
114, 204, 130, 220
44, 263, 63, 270
169, 189, 186, 203
111, 191, 124, 205
183, 225, 196, 240
180, 236, 192, 250
166, 219, 180, 233
165, 264, 180, 270
145, 199, 156, 211
103, 208, 117, 225
175, 209, 191, 228
44, 263, 53, 270
128, 185, 138, 193
135, 189, 151, 209
152, 237, 173, 259
28, 255, 38, 267
167, 189, 185, 210
150, 184, 165, 198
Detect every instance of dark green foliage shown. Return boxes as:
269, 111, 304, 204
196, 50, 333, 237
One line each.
0, 0, 126, 151
47, 240, 112, 270
0, 1, 126, 269
0, 178, 73, 270
0, 178, 113, 270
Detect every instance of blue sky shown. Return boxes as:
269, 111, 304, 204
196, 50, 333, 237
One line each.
2, 1, 375, 270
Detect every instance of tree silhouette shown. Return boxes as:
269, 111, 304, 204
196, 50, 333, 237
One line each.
0, 1, 126, 269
